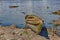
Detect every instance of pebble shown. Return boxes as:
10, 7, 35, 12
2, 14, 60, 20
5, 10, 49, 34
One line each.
0, 25, 48, 40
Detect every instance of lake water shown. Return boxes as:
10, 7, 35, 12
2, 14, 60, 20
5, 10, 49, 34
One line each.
0, 0, 60, 29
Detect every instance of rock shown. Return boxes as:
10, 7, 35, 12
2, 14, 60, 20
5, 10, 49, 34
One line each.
0, 28, 5, 35
0, 25, 47, 40
52, 10, 60, 15
9, 24, 17, 29
31, 35, 47, 40
53, 20, 60, 26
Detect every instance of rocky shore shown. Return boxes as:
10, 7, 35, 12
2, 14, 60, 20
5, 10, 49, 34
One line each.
0, 24, 47, 40
0, 24, 60, 40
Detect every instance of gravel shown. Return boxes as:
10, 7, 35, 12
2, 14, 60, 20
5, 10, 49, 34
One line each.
0, 25, 48, 40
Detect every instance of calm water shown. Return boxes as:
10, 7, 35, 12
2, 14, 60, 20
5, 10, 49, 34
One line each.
0, 0, 60, 29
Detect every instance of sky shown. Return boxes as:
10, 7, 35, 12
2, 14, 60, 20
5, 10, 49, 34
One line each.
0, 0, 60, 28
